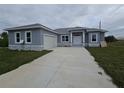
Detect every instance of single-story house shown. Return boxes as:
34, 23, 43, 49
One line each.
4, 23, 107, 51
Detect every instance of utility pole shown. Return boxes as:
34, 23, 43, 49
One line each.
99, 20, 101, 29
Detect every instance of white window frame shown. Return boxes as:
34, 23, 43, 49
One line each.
15, 32, 21, 44
91, 33, 98, 43
61, 35, 69, 42
25, 31, 32, 44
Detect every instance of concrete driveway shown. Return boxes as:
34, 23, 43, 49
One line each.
0, 47, 116, 88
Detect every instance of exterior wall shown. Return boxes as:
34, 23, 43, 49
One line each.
57, 30, 86, 47
88, 32, 101, 47
85, 33, 89, 47
100, 32, 105, 41
8, 28, 43, 51
57, 33, 71, 47
8, 28, 58, 51
56, 30, 105, 47
57, 34, 61, 44
9, 45, 43, 51
100, 32, 107, 47
8, 27, 106, 50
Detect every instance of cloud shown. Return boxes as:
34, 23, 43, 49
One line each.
0, 4, 124, 37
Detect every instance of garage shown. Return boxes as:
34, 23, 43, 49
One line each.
43, 34, 57, 49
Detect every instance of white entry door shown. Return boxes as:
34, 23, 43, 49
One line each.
73, 36, 82, 45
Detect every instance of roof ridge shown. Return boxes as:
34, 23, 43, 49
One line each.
4, 23, 58, 34
4, 23, 41, 29
54, 26, 94, 29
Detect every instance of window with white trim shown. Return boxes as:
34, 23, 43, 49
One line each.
62, 35, 69, 42
15, 32, 21, 43
25, 31, 32, 43
91, 33, 97, 42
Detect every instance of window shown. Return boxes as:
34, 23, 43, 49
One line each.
91, 33, 97, 42
62, 35, 69, 42
15, 32, 21, 43
25, 31, 32, 43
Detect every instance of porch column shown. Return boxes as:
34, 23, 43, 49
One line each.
83, 31, 85, 46
70, 32, 72, 46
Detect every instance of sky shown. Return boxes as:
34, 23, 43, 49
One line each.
0, 4, 124, 38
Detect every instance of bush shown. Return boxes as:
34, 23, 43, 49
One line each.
0, 32, 8, 47
105, 35, 117, 42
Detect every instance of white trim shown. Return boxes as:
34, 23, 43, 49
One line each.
25, 31, 32, 44
61, 35, 69, 42
70, 32, 72, 46
15, 32, 21, 44
83, 31, 85, 46
83, 31, 85, 43
71, 31, 85, 46
70, 30, 85, 33
70, 32, 72, 43
90, 33, 98, 43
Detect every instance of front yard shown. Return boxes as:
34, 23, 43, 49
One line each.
0, 48, 51, 75
87, 41, 124, 87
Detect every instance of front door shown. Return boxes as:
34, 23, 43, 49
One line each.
73, 36, 82, 45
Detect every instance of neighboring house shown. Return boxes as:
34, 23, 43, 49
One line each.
4, 23, 107, 51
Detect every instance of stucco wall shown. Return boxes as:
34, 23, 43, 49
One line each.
8, 28, 42, 45
8, 28, 43, 51
8, 27, 106, 49
57, 34, 71, 47
87, 32, 101, 47
100, 32, 105, 41
8, 28, 58, 51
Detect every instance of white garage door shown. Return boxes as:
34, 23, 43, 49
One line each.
43, 34, 57, 49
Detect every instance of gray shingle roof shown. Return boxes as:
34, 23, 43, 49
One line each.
54, 27, 108, 34
86, 28, 108, 32
4, 23, 108, 35
4, 23, 58, 34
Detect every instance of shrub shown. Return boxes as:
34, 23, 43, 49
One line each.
0, 32, 8, 47
105, 35, 117, 42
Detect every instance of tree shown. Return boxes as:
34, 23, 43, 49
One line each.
0, 32, 8, 47
105, 35, 117, 42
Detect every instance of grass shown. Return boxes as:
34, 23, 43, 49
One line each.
87, 40, 124, 88
0, 48, 52, 75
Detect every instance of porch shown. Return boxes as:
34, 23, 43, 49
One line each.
70, 31, 85, 47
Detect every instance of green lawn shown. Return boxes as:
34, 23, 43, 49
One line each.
87, 41, 124, 88
0, 48, 51, 75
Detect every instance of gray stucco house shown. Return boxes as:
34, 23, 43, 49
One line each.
4, 23, 107, 51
